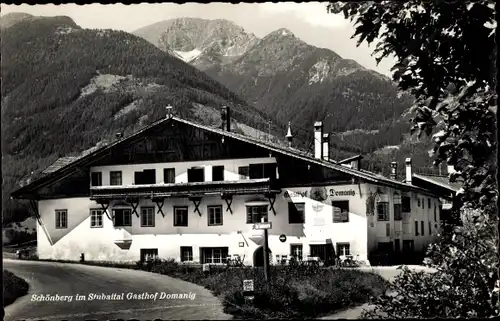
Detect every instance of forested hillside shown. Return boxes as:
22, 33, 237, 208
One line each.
0, 15, 286, 225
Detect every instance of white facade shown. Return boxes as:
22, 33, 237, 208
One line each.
35, 156, 441, 265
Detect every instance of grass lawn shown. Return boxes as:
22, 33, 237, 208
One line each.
3, 270, 29, 307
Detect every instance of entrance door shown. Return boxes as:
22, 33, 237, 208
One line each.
394, 239, 401, 264
310, 244, 334, 266
402, 240, 415, 264
253, 246, 272, 267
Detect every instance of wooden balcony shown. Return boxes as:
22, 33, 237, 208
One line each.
90, 178, 281, 201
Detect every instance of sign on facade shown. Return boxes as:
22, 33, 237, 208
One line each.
253, 222, 272, 230
243, 279, 254, 292
279, 234, 287, 242
284, 188, 356, 199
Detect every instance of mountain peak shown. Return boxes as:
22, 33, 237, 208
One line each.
269, 28, 295, 38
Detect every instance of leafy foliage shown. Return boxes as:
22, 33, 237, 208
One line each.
363, 208, 498, 318
328, 0, 498, 317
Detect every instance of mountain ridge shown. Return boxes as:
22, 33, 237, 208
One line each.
1, 15, 304, 226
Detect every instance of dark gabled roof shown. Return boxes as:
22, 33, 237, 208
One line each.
42, 156, 82, 174
11, 116, 438, 198
338, 154, 364, 164
412, 173, 462, 193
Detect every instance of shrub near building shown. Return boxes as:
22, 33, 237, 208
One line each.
136, 259, 390, 319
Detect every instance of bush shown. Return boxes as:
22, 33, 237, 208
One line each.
363, 208, 498, 318
3, 270, 29, 307
201, 266, 389, 319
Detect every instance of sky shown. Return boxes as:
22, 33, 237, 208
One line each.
1, 2, 395, 76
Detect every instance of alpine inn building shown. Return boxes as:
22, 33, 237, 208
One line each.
11, 109, 444, 266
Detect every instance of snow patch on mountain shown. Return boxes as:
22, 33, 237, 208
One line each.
309, 59, 331, 85
174, 48, 202, 62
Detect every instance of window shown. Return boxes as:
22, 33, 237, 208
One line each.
429, 221, 432, 235
415, 221, 419, 236
434, 204, 437, 221
421, 221, 425, 236
417, 198, 421, 207
208, 205, 223, 226
238, 166, 249, 179
212, 166, 224, 181
110, 171, 122, 186
402, 196, 411, 212
187, 167, 204, 182
249, 163, 276, 180
55, 209, 67, 229
246, 205, 268, 223
180, 246, 193, 262
91, 172, 102, 187
290, 244, 303, 261
141, 207, 155, 227
288, 202, 305, 224
386, 223, 391, 237
422, 198, 425, 209
135, 169, 156, 185
90, 209, 103, 228
337, 243, 351, 256
113, 209, 132, 227
201, 247, 229, 264
377, 202, 389, 221
174, 207, 188, 227
428, 198, 431, 208
394, 203, 403, 220
140, 248, 158, 262
164, 168, 175, 184
332, 200, 349, 223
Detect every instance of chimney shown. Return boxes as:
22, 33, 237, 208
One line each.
405, 158, 412, 184
322, 133, 330, 161
351, 159, 360, 170
390, 161, 397, 180
220, 106, 231, 132
314, 121, 323, 159
285, 121, 293, 148
165, 104, 173, 118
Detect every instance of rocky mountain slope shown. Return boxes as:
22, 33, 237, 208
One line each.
133, 18, 259, 70
133, 18, 416, 152
0, 14, 293, 226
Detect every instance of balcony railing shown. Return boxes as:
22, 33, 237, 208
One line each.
90, 178, 280, 200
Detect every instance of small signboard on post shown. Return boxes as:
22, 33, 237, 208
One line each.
279, 234, 287, 242
243, 279, 255, 303
253, 222, 272, 230
243, 279, 254, 292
